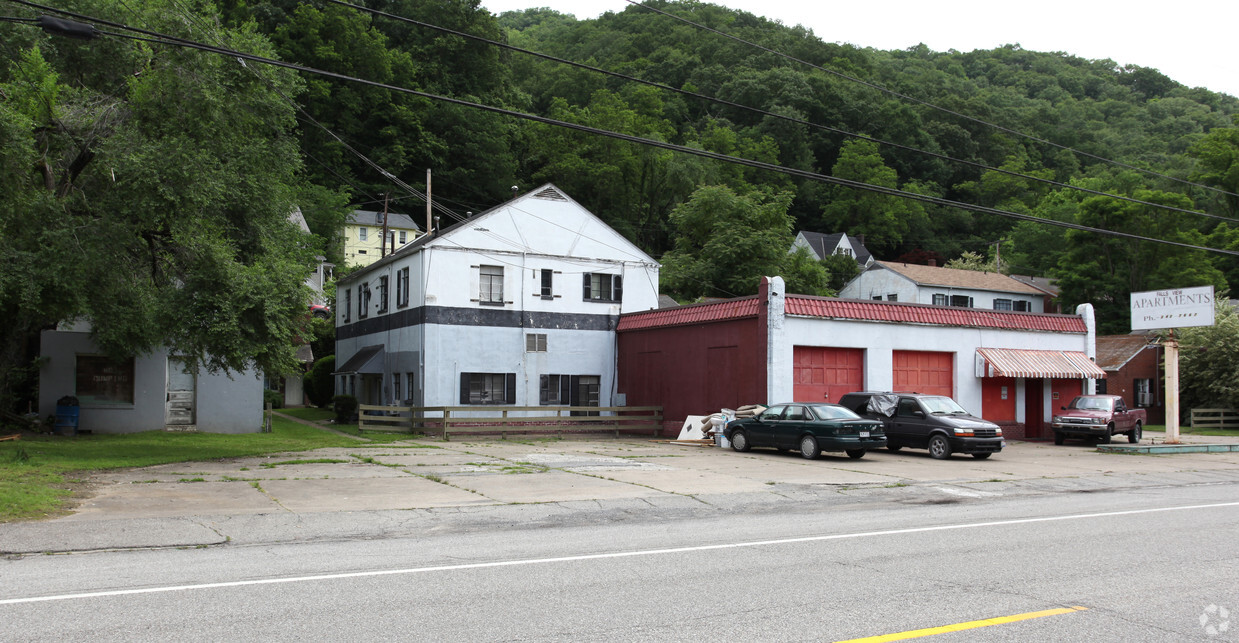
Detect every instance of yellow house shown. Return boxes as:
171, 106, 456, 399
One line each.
343, 210, 423, 267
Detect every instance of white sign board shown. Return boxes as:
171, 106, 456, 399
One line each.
1130, 285, 1216, 331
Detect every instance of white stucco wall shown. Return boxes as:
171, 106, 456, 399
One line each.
839, 268, 1043, 312
39, 330, 262, 434
776, 317, 1091, 416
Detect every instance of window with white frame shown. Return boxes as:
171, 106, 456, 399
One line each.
396, 267, 410, 308
836, 247, 853, 257
540, 269, 553, 299
583, 273, 622, 302
460, 373, 515, 405
398, 230, 407, 244
377, 275, 389, 314
932, 294, 947, 306
479, 265, 504, 304
993, 298, 1013, 311
526, 333, 547, 352
358, 227, 368, 241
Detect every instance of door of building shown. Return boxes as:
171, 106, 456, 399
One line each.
165, 357, 196, 427
892, 350, 953, 397
793, 347, 864, 404
1025, 378, 1045, 439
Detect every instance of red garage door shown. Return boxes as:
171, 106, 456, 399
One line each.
794, 347, 864, 404
893, 350, 953, 397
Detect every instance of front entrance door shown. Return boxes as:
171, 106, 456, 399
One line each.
1025, 378, 1045, 439
166, 358, 196, 427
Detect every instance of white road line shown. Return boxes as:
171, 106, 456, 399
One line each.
4, 500, 1238, 606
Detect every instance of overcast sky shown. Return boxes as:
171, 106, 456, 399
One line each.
480, 0, 1239, 100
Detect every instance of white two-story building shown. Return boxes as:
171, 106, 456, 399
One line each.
334, 184, 660, 413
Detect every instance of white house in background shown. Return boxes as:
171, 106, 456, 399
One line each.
39, 321, 262, 434
334, 184, 660, 414
839, 261, 1047, 313
791, 231, 873, 267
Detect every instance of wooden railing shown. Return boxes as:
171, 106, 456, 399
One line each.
358, 405, 663, 440
1190, 408, 1239, 430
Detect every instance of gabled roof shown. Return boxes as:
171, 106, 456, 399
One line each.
1095, 335, 1157, 371
874, 261, 1044, 295
342, 183, 656, 284
348, 210, 422, 231
618, 296, 760, 331
796, 231, 873, 264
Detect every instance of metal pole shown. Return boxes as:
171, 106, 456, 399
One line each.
380, 193, 389, 258
1164, 330, 1180, 444
425, 169, 432, 237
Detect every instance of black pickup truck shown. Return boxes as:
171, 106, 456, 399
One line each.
837, 391, 1005, 460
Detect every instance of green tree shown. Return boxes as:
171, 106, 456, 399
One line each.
944, 251, 999, 273
819, 140, 928, 257
1178, 296, 1239, 417
0, 2, 316, 412
659, 186, 797, 299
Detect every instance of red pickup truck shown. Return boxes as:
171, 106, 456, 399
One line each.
1051, 394, 1146, 445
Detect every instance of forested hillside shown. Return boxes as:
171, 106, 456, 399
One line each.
6, 0, 1239, 348
219, 0, 1238, 330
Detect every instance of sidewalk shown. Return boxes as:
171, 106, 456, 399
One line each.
3, 431, 1239, 555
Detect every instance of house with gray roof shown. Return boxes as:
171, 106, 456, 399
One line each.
791, 231, 873, 267
839, 261, 1047, 312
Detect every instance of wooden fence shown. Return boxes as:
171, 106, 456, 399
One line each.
358, 405, 663, 440
1190, 408, 1239, 430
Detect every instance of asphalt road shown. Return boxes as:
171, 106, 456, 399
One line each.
3, 477, 1237, 641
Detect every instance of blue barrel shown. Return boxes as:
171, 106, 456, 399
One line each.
55, 395, 80, 436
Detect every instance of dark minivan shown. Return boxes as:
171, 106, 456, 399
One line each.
837, 392, 1004, 460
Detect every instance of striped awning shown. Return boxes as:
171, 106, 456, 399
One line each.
976, 348, 1106, 379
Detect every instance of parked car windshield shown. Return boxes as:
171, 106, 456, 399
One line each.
1069, 396, 1113, 411
808, 404, 861, 421
919, 396, 970, 415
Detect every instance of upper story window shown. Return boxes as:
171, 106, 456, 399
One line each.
479, 265, 504, 304
886, 294, 898, 301
950, 295, 973, 308
358, 227, 368, 241
377, 276, 389, 314
540, 269, 553, 299
359, 282, 371, 319
932, 294, 947, 306
993, 298, 1013, 311
526, 333, 547, 352
583, 273, 622, 302
1012, 300, 1031, 312
836, 247, 853, 257
396, 267, 410, 308
398, 230, 407, 244
343, 289, 351, 323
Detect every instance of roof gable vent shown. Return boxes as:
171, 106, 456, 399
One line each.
532, 186, 568, 201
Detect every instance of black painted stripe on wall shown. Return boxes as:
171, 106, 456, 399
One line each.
338, 305, 617, 340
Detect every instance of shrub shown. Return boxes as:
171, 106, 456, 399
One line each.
332, 394, 358, 423
306, 355, 336, 408
263, 388, 283, 409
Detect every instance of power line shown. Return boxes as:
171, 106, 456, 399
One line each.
10, 2, 1239, 259
624, 0, 1239, 201
323, 0, 1238, 224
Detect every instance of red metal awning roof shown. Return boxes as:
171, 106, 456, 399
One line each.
786, 297, 1088, 333
617, 297, 760, 331
977, 347, 1106, 379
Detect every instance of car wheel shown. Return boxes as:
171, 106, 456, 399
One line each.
928, 435, 952, 459
972, 453, 991, 460
799, 435, 820, 460
730, 430, 750, 452
1128, 422, 1142, 444
887, 444, 902, 452
1098, 424, 1113, 445
1053, 432, 1065, 445
846, 449, 866, 459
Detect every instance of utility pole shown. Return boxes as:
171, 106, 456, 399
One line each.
380, 193, 390, 258
425, 169, 432, 237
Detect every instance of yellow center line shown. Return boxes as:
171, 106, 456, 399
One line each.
835, 606, 1090, 642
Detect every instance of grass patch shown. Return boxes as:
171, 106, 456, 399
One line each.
260, 458, 349, 468
0, 416, 366, 522
1147, 424, 1239, 437
178, 477, 206, 483
276, 407, 335, 422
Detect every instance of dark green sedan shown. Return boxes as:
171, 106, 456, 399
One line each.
723, 403, 887, 460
